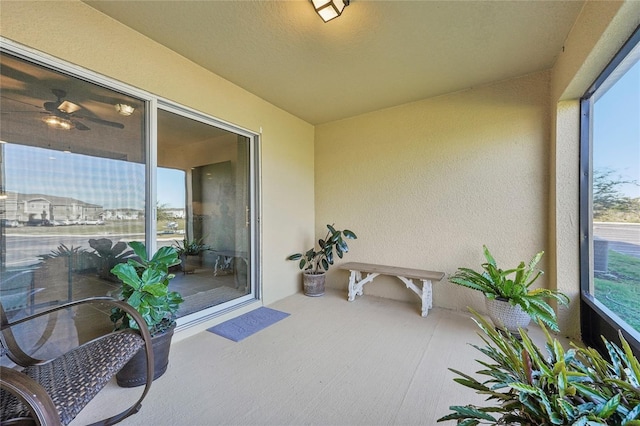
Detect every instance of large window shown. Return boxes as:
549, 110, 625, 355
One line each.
0, 46, 259, 336
580, 26, 640, 354
0, 51, 146, 314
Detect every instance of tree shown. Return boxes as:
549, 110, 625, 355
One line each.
593, 168, 638, 220
156, 202, 173, 222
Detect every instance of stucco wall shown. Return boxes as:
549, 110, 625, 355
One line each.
315, 71, 551, 316
0, 1, 315, 306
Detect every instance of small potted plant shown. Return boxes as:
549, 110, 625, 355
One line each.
449, 245, 569, 333
172, 237, 209, 273
438, 311, 640, 424
110, 241, 183, 387
287, 224, 357, 296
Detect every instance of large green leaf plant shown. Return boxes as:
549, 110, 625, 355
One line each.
449, 245, 569, 331
110, 241, 183, 336
287, 224, 357, 274
438, 311, 640, 425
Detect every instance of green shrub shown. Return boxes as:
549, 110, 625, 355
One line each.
438, 311, 640, 425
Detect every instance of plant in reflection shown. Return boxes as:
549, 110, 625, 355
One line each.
172, 237, 209, 257
38, 244, 89, 300
89, 238, 134, 281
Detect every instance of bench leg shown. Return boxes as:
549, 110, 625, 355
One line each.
398, 277, 433, 317
348, 271, 379, 302
347, 271, 358, 301
421, 279, 433, 317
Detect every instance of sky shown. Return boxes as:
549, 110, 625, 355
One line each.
157, 168, 186, 208
2, 144, 185, 209
3, 144, 145, 209
593, 56, 640, 198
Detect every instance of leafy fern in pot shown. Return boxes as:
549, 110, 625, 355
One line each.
110, 241, 183, 336
449, 245, 569, 331
172, 237, 209, 256
438, 311, 640, 425
287, 224, 357, 274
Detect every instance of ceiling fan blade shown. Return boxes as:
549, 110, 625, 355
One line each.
76, 114, 124, 129
43, 101, 61, 112
72, 120, 90, 131
43, 89, 68, 112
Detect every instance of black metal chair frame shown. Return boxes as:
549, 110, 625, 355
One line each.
0, 297, 154, 425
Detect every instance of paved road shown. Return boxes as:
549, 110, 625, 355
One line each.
1, 232, 177, 268
593, 222, 640, 259
2, 233, 141, 267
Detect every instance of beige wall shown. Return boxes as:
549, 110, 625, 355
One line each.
314, 0, 639, 337
313, 0, 640, 339
0, 1, 315, 307
315, 71, 552, 315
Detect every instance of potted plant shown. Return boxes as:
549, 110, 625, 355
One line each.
449, 245, 569, 333
172, 237, 209, 273
438, 311, 640, 425
287, 224, 357, 296
110, 241, 183, 387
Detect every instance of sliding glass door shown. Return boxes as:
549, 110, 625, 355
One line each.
156, 108, 254, 318
0, 46, 259, 332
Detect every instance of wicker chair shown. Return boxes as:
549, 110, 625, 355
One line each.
0, 297, 154, 425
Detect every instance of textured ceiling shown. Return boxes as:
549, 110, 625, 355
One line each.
84, 0, 585, 125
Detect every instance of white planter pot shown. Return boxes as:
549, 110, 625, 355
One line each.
485, 298, 531, 334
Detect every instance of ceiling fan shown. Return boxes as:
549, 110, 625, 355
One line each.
40, 89, 125, 131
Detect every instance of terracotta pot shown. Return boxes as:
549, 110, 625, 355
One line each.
485, 298, 531, 334
116, 323, 175, 388
303, 272, 326, 297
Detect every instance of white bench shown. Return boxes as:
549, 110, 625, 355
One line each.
339, 262, 445, 317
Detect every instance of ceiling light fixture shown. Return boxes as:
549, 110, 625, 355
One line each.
58, 100, 81, 114
42, 115, 74, 130
115, 103, 135, 116
311, 0, 349, 23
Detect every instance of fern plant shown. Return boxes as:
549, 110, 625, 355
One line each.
449, 245, 569, 331
438, 311, 640, 425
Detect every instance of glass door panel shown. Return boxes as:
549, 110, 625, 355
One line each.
156, 109, 252, 317
0, 51, 146, 316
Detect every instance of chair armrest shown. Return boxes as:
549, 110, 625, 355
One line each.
1, 297, 153, 371
2, 296, 137, 329
0, 366, 62, 426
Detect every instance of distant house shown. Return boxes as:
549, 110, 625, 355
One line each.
1, 192, 104, 224
104, 208, 142, 220
165, 208, 185, 219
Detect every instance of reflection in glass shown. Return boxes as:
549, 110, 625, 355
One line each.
0, 52, 145, 321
